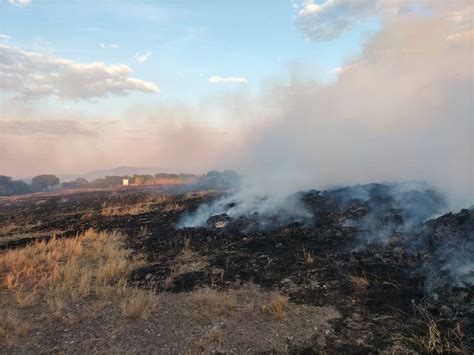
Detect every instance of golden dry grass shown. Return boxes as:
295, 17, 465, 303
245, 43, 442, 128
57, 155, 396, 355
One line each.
303, 248, 315, 266
120, 287, 158, 320
347, 274, 369, 292
100, 194, 180, 216
0, 222, 18, 235
183, 190, 218, 199
195, 328, 222, 352
261, 293, 289, 320
394, 309, 468, 354
0, 230, 63, 246
0, 229, 157, 342
0, 309, 30, 343
138, 225, 149, 237
1, 230, 140, 299
191, 288, 237, 320
419, 315, 467, 354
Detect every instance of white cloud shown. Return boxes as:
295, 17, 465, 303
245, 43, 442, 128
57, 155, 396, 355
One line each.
8, 0, 31, 7
295, 0, 473, 42
99, 42, 120, 49
328, 67, 344, 76
295, 0, 379, 41
134, 51, 152, 64
0, 34, 11, 41
0, 44, 159, 100
208, 75, 248, 84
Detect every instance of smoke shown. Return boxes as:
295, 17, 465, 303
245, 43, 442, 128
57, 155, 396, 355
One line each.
179, 181, 313, 229
231, 16, 473, 210
421, 208, 474, 295
336, 182, 447, 246
180, 11, 473, 227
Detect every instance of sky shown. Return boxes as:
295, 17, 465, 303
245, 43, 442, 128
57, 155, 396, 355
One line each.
0, 0, 473, 204
0, 1, 378, 106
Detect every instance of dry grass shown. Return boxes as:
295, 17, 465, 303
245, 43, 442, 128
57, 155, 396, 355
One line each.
0, 221, 45, 247
0, 229, 142, 300
100, 194, 184, 216
14, 289, 37, 308
101, 204, 152, 216
138, 225, 149, 237
191, 288, 237, 321
394, 308, 468, 354
347, 273, 369, 292
164, 239, 208, 289
183, 190, 218, 199
419, 316, 467, 354
195, 328, 222, 352
303, 248, 315, 266
0, 230, 63, 246
261, 293, 289, 320
0, 222, 18, 235
0, 309, 30, 344
0, 229, 157, 342
120, 287, 158, 320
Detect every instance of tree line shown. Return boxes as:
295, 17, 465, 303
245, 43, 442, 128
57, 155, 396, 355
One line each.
0, 170, 240, 196
0, 173, 196, 196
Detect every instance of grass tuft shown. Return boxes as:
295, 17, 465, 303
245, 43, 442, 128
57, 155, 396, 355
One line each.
120, 287, 157, 320
191, 288, 237, 320
262, 293, 288, 320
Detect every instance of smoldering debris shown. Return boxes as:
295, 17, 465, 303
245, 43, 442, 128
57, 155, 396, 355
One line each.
179, 182, 446, 235
179, 181, 473, 294
421, 208, 474, 293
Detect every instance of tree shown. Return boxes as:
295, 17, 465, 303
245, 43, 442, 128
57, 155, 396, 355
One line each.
62, 178, 89, 189
0, 175, 30, 196
9, 180, 30, 195
0, 176, 12, 195
31, 175, 60, 192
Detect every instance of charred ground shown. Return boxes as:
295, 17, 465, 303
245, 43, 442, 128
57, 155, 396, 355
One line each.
0, 184, 472, 353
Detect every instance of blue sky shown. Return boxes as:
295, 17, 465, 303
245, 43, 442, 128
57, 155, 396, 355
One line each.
0, 0, 379, 109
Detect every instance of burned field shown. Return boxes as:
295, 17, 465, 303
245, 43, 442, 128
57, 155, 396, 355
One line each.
0, 184, 472, 353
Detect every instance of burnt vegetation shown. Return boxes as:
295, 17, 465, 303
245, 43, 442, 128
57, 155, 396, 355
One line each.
0, 180, 472, 353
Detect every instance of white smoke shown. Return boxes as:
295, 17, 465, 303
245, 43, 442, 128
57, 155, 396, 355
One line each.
182, 7, 473, 226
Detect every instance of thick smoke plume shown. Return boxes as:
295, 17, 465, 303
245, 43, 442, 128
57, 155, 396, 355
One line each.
181, 11, 473, 228
232, 16, 472, 209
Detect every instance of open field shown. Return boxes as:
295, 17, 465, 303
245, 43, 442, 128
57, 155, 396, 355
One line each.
0, 185, 472, 353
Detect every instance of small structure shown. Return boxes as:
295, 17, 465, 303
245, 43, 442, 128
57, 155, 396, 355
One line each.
122, 178, 129, 186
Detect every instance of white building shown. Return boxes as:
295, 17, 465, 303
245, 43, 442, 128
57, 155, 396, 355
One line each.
122, 178, 129, 186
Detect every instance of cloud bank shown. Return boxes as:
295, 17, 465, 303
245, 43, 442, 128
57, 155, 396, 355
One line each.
0, 45, 159, 100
